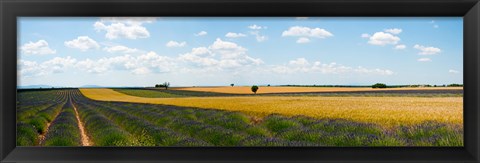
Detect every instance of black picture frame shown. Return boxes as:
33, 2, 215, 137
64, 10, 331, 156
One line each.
1, 0, 479, 162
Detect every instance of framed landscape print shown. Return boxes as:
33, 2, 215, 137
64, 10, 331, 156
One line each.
16, 17, 463, 147
1, 0, 479, 162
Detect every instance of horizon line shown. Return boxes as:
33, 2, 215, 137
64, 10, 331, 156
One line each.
17, 83, 464, 88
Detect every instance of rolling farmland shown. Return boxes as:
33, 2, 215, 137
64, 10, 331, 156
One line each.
80, 88, 462, 127
17, 88, 463, 147
170, 86, 463, 94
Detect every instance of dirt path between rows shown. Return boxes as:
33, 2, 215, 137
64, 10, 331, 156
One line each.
38, 95, 66, 145
72, 99, 92, 146
37, 122, 51, 145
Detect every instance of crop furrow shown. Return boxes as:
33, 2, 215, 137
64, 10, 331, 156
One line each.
71, 95, 137, 146
16, 90, 67, 146
72, 90, 207, 146
41, 93, 82, 146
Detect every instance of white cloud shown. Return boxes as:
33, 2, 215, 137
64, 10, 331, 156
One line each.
75, 55, 131, 74
93, 17, 155, 40
225, 32, 247, 38
282, 26, 333, 38
75, 59, 108, 74
361, 33, 370, 38
209, 38, 248, 59
195, 31, 207, 36
248, 24, 266, 30
282, 26, 333, 44
250, 31, 267, 42
190, 47, 211, 56
296, 17, 309, 20
362, 29, 404, 47
43, 56, 77, 74
354, 66, 394, 75
134, 52, 175, 73
417, 58, 432, 62
18, 56, 77, 77
433, 25, 439, 28
384, 28, 402, 35
18, 60, 40, 77
271, 58, 393, 75
132, 67, 151, 75
64, 36, 100, 51
209, 38, 245, 51
179, 38, 263, 70
289, 58, 310, 66
178, 47, 218, 67
449, 69, 459, 74
296, 37, 310, 43
103, 45, 140, 54
271, 58, 311, 73
394, 44, 406, 50
367, 32, 400, 46
413, 44, 441, 55
247, 25, 268, 42
20, 40, 56, 55
166, 41, 186, 48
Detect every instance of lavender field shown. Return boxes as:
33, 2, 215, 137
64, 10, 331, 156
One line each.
17, 89, 463, 146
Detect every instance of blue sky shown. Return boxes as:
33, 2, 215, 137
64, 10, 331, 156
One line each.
18, 17, 463, 87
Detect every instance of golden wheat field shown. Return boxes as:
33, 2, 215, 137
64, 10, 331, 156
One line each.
80, 88, 463, 127
170, 86, 463, 94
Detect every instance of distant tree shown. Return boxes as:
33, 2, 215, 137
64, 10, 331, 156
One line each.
447, 83, 463, 87
155, 82, 170, 89
251, 85, 259, 94
164, 82, 170, 90
231, 83, 234, 87
267, 84, 271, 87
372, 83, 387, 88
